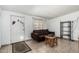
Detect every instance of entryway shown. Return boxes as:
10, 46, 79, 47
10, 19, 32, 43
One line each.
60, 21, 71, 40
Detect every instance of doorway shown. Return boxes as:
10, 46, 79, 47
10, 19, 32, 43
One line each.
60, 21, 71, 40
10, 15, 25, 43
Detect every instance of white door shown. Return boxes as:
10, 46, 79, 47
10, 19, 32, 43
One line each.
10, 15, 25, 43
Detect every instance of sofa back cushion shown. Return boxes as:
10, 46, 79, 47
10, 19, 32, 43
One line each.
33, 29, 49, 35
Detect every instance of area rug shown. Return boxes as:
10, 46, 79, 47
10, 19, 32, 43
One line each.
12, 41, 32, 53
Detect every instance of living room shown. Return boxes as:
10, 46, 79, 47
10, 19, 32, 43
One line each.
0, 5, 79, 53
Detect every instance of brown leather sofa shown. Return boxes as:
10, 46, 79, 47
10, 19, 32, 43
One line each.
31, 29, 55, 42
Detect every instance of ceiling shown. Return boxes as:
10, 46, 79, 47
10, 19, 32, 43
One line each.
0, 5, 79, 19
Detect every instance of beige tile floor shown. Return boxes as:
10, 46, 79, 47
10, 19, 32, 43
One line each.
0, 39, 79, 53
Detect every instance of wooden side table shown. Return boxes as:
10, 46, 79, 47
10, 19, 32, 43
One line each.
45, 36, 57, 47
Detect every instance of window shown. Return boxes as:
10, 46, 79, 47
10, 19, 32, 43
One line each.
34, 20, 43, 30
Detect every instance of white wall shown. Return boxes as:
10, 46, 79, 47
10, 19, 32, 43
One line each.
47, 11, 79, 41
0, 8, 1, 47
0, 17, 1, 47
1, 10, 34, 45
25, 16, 33, 39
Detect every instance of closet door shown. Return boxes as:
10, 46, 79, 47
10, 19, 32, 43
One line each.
10, 15, 25, 43
60, 21, 71, 40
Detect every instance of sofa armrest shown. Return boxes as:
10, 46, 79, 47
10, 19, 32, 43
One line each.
49, 32, 55, 35
48, 32, 55, 37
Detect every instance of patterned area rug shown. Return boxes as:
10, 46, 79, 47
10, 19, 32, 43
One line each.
12, 41, 32, 53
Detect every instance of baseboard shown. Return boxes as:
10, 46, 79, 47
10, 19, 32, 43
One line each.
24, 37, 32, 40
1, 37, 32, 46
1, 42, 10, 46
59, 37, 79, 42
71, 39, 79, 42
0, 45, 1, 48
25, 39, 32, 42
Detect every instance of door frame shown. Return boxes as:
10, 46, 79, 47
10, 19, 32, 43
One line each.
60, 21, 71, 40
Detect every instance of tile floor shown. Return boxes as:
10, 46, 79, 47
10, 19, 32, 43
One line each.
0, 39, 79, 53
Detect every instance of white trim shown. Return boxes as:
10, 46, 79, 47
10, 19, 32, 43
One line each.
24, 37, 32, 40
